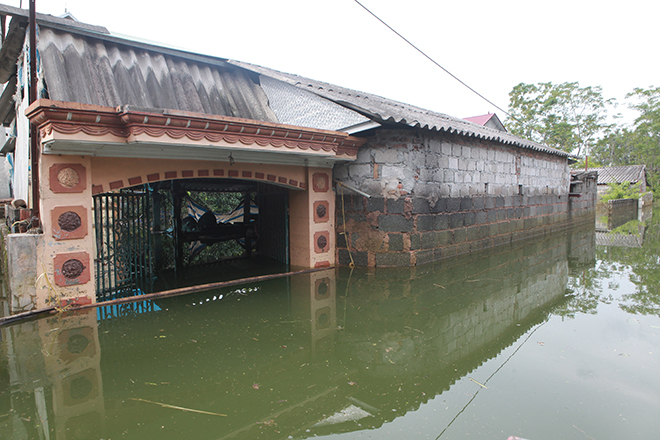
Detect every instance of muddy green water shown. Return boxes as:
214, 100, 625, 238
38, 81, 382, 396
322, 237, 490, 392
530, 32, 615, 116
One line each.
1, 211, 659, 440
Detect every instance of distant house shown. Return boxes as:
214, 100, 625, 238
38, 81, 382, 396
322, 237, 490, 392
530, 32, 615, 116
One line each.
587, 165, 649, 196
463, 113, 507, 132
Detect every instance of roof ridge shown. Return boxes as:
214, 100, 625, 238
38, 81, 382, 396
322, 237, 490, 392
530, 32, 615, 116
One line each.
226, 60, 569, 158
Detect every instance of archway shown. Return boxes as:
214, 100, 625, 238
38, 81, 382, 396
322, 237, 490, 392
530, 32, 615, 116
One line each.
93, 177, 292, 301
29, 100, 362, 308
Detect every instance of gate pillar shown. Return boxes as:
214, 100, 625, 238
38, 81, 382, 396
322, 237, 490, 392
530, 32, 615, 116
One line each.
36, 154, 96, 309
289, 167, 336, 269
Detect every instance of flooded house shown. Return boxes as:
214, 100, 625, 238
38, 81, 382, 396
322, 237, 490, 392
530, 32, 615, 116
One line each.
0, 4, 596, 315
587, 164, 652, 235
588, 164, 652, 212
587, 164, 649, 198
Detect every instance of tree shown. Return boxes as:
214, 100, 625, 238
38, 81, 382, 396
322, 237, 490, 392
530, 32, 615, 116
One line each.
594, 86, 660, 192
591, 128, 638, 167
506, 82, 616, 157
600, 181, 643, 202
627, 86, 660, 190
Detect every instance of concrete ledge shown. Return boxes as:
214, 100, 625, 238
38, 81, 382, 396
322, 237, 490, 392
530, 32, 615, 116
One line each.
6, 233, 44, 313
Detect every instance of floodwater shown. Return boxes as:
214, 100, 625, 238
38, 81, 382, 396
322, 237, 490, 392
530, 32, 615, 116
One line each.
1, 210, 660, 440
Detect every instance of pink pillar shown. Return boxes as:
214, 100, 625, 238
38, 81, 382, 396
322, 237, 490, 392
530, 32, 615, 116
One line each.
289, 167, 335, 268
36, 155, 96, 308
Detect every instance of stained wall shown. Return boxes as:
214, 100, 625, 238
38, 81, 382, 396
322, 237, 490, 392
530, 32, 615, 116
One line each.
334, 129, 596, 267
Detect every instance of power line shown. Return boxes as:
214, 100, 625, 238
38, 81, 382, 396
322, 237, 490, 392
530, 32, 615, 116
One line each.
433, 320, 547, 439
354, 0, 515, 120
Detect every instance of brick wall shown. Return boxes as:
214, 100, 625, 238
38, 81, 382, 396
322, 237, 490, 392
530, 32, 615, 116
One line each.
334, 129, 596, 267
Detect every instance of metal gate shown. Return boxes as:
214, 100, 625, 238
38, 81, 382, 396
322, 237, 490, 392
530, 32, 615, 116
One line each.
94, 189, 154, 302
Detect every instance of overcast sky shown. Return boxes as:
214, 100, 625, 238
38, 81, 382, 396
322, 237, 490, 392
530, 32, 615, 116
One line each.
10, 0, 659, 124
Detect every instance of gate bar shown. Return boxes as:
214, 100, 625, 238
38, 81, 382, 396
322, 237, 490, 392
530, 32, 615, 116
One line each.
0, 266, 335, 326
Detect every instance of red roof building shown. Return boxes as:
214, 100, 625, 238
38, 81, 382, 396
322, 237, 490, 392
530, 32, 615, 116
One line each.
464, 113, 507, 132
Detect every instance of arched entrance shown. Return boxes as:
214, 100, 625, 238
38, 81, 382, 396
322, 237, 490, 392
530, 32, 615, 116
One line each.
93, 177, 291, 302
28, 100, 364, 308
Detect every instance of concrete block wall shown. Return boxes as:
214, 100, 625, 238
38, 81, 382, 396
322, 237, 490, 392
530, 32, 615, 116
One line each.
596, 197, 638, 231
569, 172, 598, 218
335, 129, 596, 267
334, 128, 569, 201
6, 234, 43, 312
336, 191, 591, 267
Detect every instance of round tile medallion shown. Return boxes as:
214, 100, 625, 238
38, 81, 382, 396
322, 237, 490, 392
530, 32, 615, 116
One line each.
57, 167, 80, 188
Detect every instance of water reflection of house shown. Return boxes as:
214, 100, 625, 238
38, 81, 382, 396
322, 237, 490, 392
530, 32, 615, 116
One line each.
0, 310, 105, 439
0, 224, 597, 439
595, 208, 652, 248
595, 230, 644, 248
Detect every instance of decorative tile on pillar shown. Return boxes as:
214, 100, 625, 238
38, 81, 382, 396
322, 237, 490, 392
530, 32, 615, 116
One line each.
312, 172, 329, 192
315, 307, 331, 330
313, 201, 330, 223
314, 231, 330, 253
314, 277, 331, 300
49, 164, 87, 193
58, 326, 96, 364
62, 368, 99, 407
51, 206, 87, 240
54, 252, 90, 286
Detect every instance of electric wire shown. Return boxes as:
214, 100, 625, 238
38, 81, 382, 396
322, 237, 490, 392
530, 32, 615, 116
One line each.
354, 0, 518, 122
434, 320, 548, 439
339, 184, 356, 268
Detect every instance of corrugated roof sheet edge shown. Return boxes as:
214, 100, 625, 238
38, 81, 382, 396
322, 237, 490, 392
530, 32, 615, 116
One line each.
0, 4, 109, 34
228, 60, 570, 158
10, 10, 570, 159
29, 13, 233, 70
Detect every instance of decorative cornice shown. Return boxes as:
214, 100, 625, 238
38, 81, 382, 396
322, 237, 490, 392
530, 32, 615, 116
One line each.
27, 100, 365, 157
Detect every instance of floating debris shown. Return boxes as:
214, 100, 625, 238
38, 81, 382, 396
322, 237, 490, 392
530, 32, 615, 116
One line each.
129, 398, 226, 417
312, 405, 372, 427
469, 377, 488, 389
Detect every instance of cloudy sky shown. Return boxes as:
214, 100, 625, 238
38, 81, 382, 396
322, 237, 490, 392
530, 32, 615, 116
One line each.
9, 0, 659, 124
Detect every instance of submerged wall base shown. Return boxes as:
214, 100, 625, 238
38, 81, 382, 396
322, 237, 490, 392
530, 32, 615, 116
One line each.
336, 178, 597, 267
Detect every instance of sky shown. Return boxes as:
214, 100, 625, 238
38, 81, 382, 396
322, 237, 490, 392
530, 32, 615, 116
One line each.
7, 0, 659, 125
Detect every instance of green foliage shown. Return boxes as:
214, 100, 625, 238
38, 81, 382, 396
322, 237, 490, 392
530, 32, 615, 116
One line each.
592, 86, 660, 194
609, 220, 642, 236
192, 191, 244, 215
603, 207, 660, 317
185, 191, 249, 262
507, 82, 659, 195
506, 81, 616, 157
572, 157, 603, 170
591, 128, 638, 167
627, 86, 660, 193
601, 181, 642, 202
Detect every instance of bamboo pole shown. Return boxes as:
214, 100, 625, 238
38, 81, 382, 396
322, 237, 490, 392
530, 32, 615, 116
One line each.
0, 266, 334, 326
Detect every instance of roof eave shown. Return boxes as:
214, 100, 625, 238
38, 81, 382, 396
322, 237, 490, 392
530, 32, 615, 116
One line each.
27, 99, 365, 163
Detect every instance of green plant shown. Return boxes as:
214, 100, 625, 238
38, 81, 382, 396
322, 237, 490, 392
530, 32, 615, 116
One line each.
601, 181, 642, 202
609, 220, 642, 236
